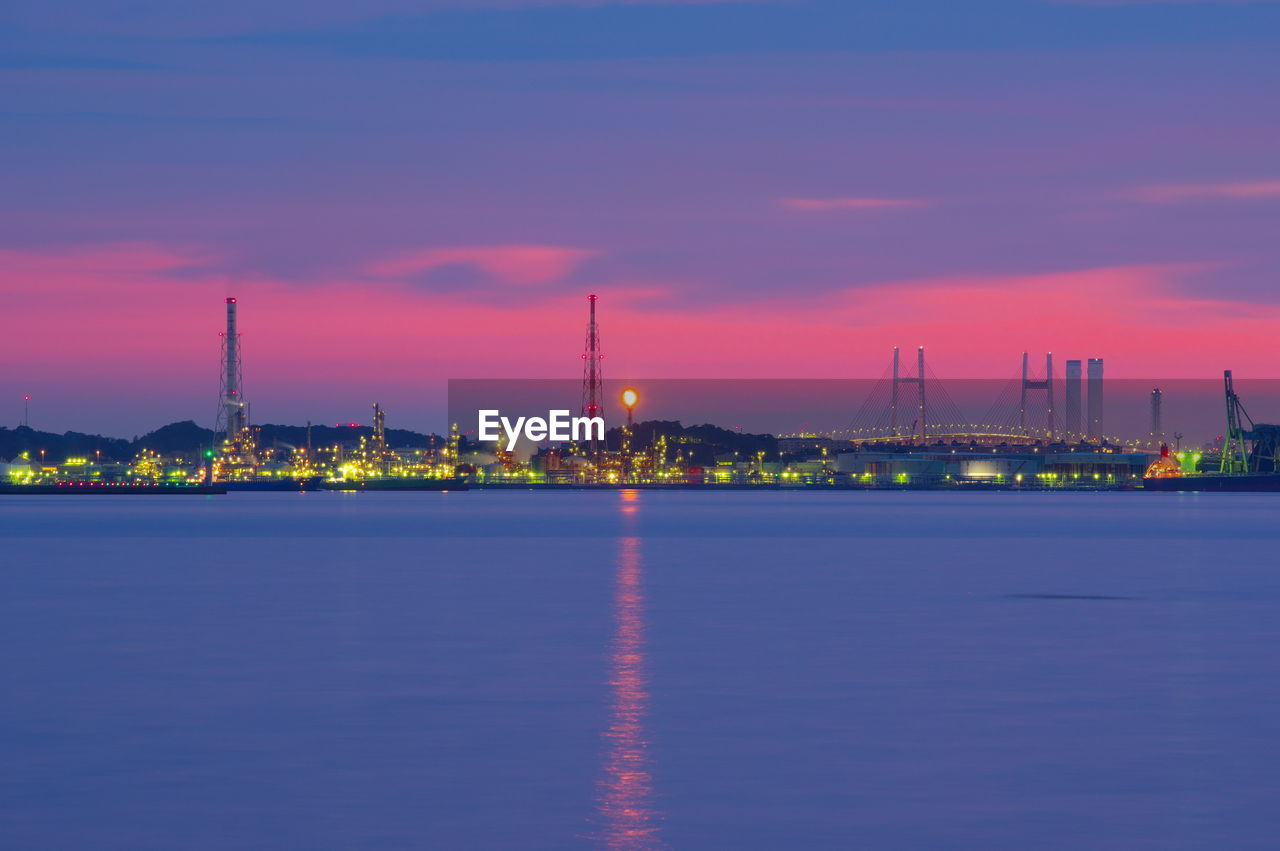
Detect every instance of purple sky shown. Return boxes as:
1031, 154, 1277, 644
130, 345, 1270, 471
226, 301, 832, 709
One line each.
4, 0, 1280, 434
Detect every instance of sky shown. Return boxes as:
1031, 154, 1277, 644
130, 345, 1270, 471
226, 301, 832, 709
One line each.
3, 0, 1280, 434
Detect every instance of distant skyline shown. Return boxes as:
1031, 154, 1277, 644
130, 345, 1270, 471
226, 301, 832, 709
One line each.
5, 0, 1280, 433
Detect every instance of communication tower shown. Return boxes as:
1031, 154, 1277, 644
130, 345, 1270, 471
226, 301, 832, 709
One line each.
581, 294, 604, 454
214, 297, 258, 479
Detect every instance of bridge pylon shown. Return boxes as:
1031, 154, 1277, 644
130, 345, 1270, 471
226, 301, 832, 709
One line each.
1020, 352, 1056, 440
891, 346, 928, 442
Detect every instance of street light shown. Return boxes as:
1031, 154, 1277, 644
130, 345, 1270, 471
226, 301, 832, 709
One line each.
621, 388, 638, 429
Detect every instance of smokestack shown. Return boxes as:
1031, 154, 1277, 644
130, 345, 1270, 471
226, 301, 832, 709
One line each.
891, 346, 899, 435
917, 346, 926, 443
1020, 351, 1029, 433
1087, 358, 1104, 441
226, 297, 238, 398
1045, 352, 1055, 439
1150, 387, 1163, 446
1065, 360, 1081, 438
223, 297, 246, 443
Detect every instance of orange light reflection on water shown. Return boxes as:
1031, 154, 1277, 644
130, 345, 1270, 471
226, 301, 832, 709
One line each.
596, 491, 661, 848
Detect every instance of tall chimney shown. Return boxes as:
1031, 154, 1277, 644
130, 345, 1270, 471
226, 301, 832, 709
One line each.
1150, 387, 1163, 446
1087, 358, 1104, 441
1065, 360, 1081, 438
224, 297, 246, 443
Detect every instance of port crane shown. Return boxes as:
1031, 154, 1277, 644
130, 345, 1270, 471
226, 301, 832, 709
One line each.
1220, 370, 1280, 474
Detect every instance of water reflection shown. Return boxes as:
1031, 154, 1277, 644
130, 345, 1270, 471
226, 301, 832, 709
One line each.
597, 491, 662, 848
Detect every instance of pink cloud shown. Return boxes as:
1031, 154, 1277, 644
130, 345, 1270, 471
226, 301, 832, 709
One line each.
0, 242, 211, 281
3, 246, 1273, 381
781, 197, 931, 212
1125, 180, 1280, 204
6, 243, 1280, 433
602, 263, 1278, 380
366, 244, 599, 285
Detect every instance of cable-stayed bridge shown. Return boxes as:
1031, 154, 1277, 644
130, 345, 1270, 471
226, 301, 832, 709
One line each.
847, 348, 1096, 445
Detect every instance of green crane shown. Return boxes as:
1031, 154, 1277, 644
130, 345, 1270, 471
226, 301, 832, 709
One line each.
1220, 370, 1280, 474
1221, 371, 1249, 474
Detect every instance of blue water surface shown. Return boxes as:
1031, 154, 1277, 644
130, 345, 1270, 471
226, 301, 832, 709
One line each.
2, 490, 1278, 849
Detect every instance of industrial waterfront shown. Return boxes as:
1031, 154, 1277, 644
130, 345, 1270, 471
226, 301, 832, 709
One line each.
8, 3, 1278, 850
4, 295, 1278, 493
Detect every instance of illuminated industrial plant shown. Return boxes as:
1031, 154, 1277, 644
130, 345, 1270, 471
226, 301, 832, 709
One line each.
11, 294, 1276, 493
199, 299, 464, 489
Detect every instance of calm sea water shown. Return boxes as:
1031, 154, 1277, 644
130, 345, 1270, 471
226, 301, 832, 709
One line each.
3, 490, 1279, 849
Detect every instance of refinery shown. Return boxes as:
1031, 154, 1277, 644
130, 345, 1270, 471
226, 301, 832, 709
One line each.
3, 295, 1278, 493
